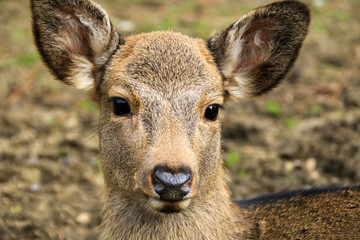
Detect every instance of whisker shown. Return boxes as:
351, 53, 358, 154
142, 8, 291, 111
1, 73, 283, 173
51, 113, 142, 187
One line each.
221, 139, 243, 153
78, 122, 104, 143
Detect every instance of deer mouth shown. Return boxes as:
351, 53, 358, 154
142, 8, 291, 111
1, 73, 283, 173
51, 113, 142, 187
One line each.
148, 198, 191, 213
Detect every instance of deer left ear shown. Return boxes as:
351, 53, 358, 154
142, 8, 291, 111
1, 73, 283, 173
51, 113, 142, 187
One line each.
208, 1, 310, 98
31, 0, 121, 91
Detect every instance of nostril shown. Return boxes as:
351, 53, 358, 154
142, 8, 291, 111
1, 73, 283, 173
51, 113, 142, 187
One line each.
154, 172, 191, 187
151, 167, 192, 201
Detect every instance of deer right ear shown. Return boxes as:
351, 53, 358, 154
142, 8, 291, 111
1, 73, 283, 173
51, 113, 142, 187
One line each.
208, 1, 310, 98
31, 0, 121, 91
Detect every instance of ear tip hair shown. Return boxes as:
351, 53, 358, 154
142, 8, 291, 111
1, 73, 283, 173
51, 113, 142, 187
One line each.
269, 1, 310, 15
270, 1, 311, 28
284, 1, 311, 17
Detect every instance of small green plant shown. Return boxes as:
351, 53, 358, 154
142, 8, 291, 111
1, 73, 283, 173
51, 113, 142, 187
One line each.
322, 63, 336, 74
265, 101, 282, 117
16, 53, 39, 66
313, 19, 326, 33
10, 206, 22, 214
285, 118, 297, 129
192, 20, 211, 39
334, 10, 350, 21
184, 0, 199, 12
225, 151, 241, 168
10, 28, 29, 43
238, 169, 251, 177
44, 115, 60, 127
309, 104, 323, 116
94, 157, 103, 175
81, 100, 98, 112
154, 7, 179, 31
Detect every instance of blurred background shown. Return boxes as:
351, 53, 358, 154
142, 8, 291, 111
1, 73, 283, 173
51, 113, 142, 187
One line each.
1, 0, 359, 239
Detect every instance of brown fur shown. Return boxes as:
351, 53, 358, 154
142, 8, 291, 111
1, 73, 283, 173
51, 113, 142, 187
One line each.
31, 0, 360, 239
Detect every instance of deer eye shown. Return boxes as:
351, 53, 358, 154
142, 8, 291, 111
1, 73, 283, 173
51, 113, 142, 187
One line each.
204, 104, 222, 121
110, 97, 131, 117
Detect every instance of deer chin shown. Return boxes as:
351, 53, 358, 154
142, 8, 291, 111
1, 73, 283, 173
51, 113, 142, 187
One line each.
148, 198, 191, 213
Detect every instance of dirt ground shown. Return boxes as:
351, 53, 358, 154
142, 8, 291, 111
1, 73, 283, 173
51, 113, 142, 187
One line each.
1, 0, 359, 239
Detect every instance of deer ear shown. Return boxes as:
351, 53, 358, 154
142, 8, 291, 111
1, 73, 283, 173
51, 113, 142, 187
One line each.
208, 1, 310, 98
31, 0, 121, 90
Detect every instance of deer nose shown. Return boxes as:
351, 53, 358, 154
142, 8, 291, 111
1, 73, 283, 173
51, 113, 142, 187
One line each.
152, 166, 192, 201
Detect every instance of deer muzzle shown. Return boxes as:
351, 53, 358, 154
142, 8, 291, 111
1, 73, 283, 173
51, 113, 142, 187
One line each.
141, 164, 197, 213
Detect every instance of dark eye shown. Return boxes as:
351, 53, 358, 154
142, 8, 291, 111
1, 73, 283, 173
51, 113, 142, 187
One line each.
111, 98, 131, 117
204, 104, 221, 121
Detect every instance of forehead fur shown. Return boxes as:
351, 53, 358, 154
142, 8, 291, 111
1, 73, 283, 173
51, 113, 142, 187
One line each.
102, 31, 223, 98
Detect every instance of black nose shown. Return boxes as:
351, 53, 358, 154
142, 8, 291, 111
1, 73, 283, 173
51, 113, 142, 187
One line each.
152, 166, 192, 201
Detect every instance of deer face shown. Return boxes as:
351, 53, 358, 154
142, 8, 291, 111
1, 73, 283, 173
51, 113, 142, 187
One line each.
99, 32, 224, 213
31, 0, 309, 214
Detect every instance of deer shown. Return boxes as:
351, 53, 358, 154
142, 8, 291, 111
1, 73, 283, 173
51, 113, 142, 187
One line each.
30, 0, 360, 239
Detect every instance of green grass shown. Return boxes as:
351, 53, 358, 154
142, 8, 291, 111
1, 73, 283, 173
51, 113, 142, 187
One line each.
238, 169, 251, 177
81, 100, 98, 112
10, 28, 30, 44
183, 0, 200, 12
322, 63, 337, 74
312, 18, 327, 33
154, 6, 180, 31
225, 151, 241, 168
333, 10, 350, 22
265, 101, 282, 117
15, 53, 39, 66
309, 104, 323, 116
191, 20, 212, 38
44, 115, 61, 127
285, 118, 297, 129
94, 157, 103, 175
10, 206, 22, 214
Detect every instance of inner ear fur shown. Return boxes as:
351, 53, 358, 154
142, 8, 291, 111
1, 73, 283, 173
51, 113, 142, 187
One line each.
31, 0, 121, 90
208, 1, 310, 98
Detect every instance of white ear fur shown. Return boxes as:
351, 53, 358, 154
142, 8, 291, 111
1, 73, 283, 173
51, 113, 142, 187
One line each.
220, 21, 252, 98
74, 2, 113, 66
221, 18, 277, 98
31, 0, 120, 91
68, 55, 94, 90
58, 3, 115, 90
208, 1, 310, 98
